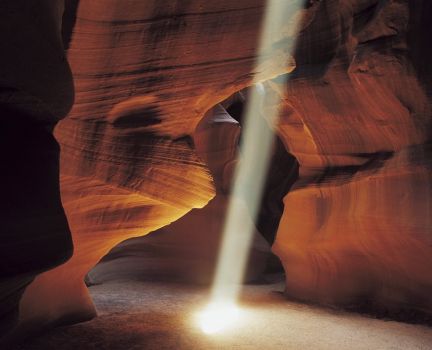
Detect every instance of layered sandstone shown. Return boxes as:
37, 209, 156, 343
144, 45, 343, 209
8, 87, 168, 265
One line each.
17, 0, 297, 336
271, 0, 432, 314
1, 0, 431, 344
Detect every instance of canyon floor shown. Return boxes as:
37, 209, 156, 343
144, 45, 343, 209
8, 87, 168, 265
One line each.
18, 278, 432, 350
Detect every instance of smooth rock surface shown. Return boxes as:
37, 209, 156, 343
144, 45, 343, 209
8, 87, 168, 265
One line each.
271, 0, 432, 313
1, 0, 431, 343
18, 0, 298, 335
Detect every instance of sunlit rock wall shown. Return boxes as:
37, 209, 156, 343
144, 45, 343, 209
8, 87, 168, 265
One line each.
85, 105, 273, 286
86, 96, 297, 286
17, 0, 298, 337
1, 0, 431, 343
272, 0, 432, 315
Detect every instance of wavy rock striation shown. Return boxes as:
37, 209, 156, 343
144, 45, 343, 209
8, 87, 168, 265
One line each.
15, 0, 297, 339
271, 0, 432, 316
1, 0, 431, 344
86, 102, 283, 286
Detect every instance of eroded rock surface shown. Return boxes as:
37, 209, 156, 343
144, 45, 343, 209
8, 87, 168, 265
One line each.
271, 0, 432, 315
1, 0, 431, 344
17, 0, 297, 338
86, 101, 282, 286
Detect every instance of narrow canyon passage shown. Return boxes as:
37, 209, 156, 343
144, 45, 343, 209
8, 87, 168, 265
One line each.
1, 0, 432, 348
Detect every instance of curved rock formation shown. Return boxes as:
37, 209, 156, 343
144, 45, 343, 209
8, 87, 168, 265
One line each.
0, 0, 74, 339
1, 0, 431, 344
13, 0, 297, 340
271, 0, 432, 315
86, 102, 278, 286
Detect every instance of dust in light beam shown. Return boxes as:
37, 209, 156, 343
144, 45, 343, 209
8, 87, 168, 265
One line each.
197, 0, 304, 334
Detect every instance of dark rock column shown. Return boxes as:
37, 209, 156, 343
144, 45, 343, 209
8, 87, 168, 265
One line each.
0, 0, 75, 339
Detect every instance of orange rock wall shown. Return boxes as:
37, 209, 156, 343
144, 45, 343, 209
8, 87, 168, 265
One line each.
19, 0, 287, 331
272, 0, 432, 313
1, 0, 431, 342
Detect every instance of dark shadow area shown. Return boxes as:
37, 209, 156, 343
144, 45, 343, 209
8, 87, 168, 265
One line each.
62, 0, 80, 50
226, 94, 299, 246
0, 101, 73, 339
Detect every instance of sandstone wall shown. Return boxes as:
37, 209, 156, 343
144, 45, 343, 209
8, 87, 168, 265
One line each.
1, 0, 431, 343
272, 0, 432, 315
17, 0, 296, 336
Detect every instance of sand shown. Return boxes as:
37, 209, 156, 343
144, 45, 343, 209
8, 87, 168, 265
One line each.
19, 280, 432, 350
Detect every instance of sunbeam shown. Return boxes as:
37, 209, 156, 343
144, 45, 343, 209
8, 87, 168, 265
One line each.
197, 0, 305, 334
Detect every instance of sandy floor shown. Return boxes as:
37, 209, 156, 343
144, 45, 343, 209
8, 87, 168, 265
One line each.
19, 280, 432, 350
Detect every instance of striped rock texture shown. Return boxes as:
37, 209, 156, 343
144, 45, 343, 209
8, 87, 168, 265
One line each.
11, 0, 297, 340
271, 0, 432, 315
0, 0, 431, 344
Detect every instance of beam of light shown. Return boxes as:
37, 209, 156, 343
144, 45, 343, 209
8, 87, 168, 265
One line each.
196, 301, 241, 334
197, 0, 305, 334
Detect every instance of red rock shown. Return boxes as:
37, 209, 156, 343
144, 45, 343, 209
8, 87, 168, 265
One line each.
1, 0, 431, 344
272, 0, 432, 313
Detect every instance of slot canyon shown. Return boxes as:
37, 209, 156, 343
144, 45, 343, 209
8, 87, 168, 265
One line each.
1, 0, 431, 349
